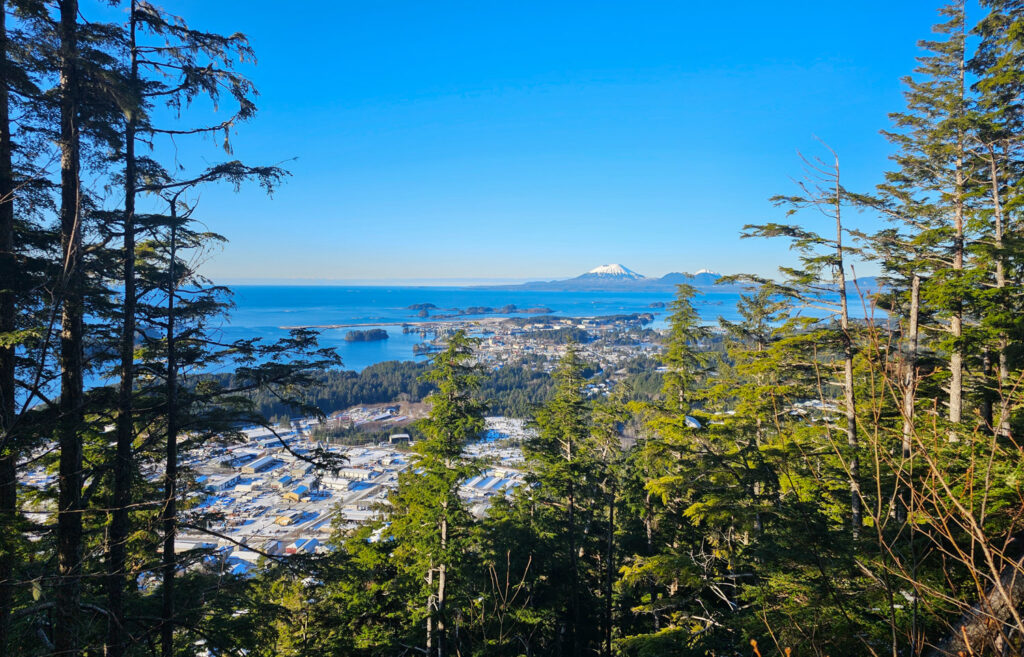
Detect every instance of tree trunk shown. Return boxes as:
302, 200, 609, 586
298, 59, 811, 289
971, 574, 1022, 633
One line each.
56, 1, 84, 654
0, 3, 16, 652
161, 211, 178, 657
980, 350, 994, 431
107, 5, 138, 655
566, 443, 579, 657
426, 564, 433, 654
898, 275, 919, 525
926, 539, 1024, 657
645, 491, 658, 631
948, 23, 966, 439
437, 503, 448, 657
949, 174, 964, 439
987, 147, 1011, 438
603, 481, 615, 657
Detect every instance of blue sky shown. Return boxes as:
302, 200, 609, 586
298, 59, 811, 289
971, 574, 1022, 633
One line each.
137, 1, 945, 283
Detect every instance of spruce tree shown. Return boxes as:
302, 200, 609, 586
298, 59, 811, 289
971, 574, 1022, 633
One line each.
54, 3, 84, 652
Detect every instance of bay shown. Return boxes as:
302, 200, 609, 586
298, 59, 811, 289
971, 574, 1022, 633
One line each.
219, 285, 748, 371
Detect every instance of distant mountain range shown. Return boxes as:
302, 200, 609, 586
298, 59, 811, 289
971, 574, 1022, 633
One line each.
480, 264, 740, 291
478, 264, 881, 294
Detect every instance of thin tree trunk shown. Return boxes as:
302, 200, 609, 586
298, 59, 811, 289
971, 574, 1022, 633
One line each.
56, 1, 84, 654
950, 169, 964, 439
426, 564, 433, 654
0, 3, 16, 652
437, 512, 447, 657
898, 274, 920, 525
161, 208, 178, 657
568, 483, 579, 657
986, 146, 1011, 438
949, 16, 966, 439
107, 5, 138, 655
565, 428, 580, 657
831, 153, 860, 537
980, 350, 994, 430
603, 481, 615, 657
645, 491, 658, 631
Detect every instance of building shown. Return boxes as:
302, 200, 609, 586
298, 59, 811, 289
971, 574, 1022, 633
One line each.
242, 456, 280, 474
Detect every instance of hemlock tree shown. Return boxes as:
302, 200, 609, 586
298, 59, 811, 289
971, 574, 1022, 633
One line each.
969, 0, 1024, 438
388, 330, 485, 657
879, 0, 976, 440
107, 4, 262, 653
0, 2, 50, 652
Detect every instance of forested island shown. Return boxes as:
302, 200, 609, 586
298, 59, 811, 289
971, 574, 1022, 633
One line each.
344, 328, 389, 342
4, 2, 1024, 657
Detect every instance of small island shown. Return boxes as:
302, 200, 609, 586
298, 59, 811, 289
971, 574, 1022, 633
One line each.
344, 328, 389, 342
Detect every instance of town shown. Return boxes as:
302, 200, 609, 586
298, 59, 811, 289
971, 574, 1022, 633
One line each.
173, 415, 532, 575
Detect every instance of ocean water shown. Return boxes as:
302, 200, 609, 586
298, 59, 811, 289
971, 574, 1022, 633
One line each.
218, 285, 747, 371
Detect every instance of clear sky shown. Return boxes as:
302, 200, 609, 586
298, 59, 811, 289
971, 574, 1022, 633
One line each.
140, 1, 947, 284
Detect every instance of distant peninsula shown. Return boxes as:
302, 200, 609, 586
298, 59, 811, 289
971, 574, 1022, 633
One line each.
344, 328, 389, 342
408, 303, 553, 318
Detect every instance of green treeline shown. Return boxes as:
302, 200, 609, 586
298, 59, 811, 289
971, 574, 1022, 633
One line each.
220, 359, 563, 420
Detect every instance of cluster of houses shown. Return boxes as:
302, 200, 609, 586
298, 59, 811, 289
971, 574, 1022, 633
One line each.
172, 416, 528, 577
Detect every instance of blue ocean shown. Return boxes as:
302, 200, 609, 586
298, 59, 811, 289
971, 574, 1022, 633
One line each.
218, 285, 747, 371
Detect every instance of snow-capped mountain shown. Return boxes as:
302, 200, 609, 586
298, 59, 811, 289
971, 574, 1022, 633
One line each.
578, 264, 646, 280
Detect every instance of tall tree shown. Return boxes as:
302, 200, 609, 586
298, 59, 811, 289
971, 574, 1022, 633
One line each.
54, 2, 84, 653
388, 330, 485, 657
969, 0, 1024, 438
879, 0, 973, 439
106, 4, 139, 654
522, 343, 603, 657
105, 3, 261, 652
0, 3, 19, 652
743, 144, 865, 534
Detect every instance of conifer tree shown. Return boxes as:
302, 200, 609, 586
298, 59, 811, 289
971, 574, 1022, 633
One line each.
590, 389, 630, 657
0, 2, 47, 651
969, 0, 1024, 438
106, 3, 264, 651
743, 144, 866, 534
54, 3, 84, 652
879, 0, 974, 438
523, 344, 603, 657
388, 330, 485, 657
